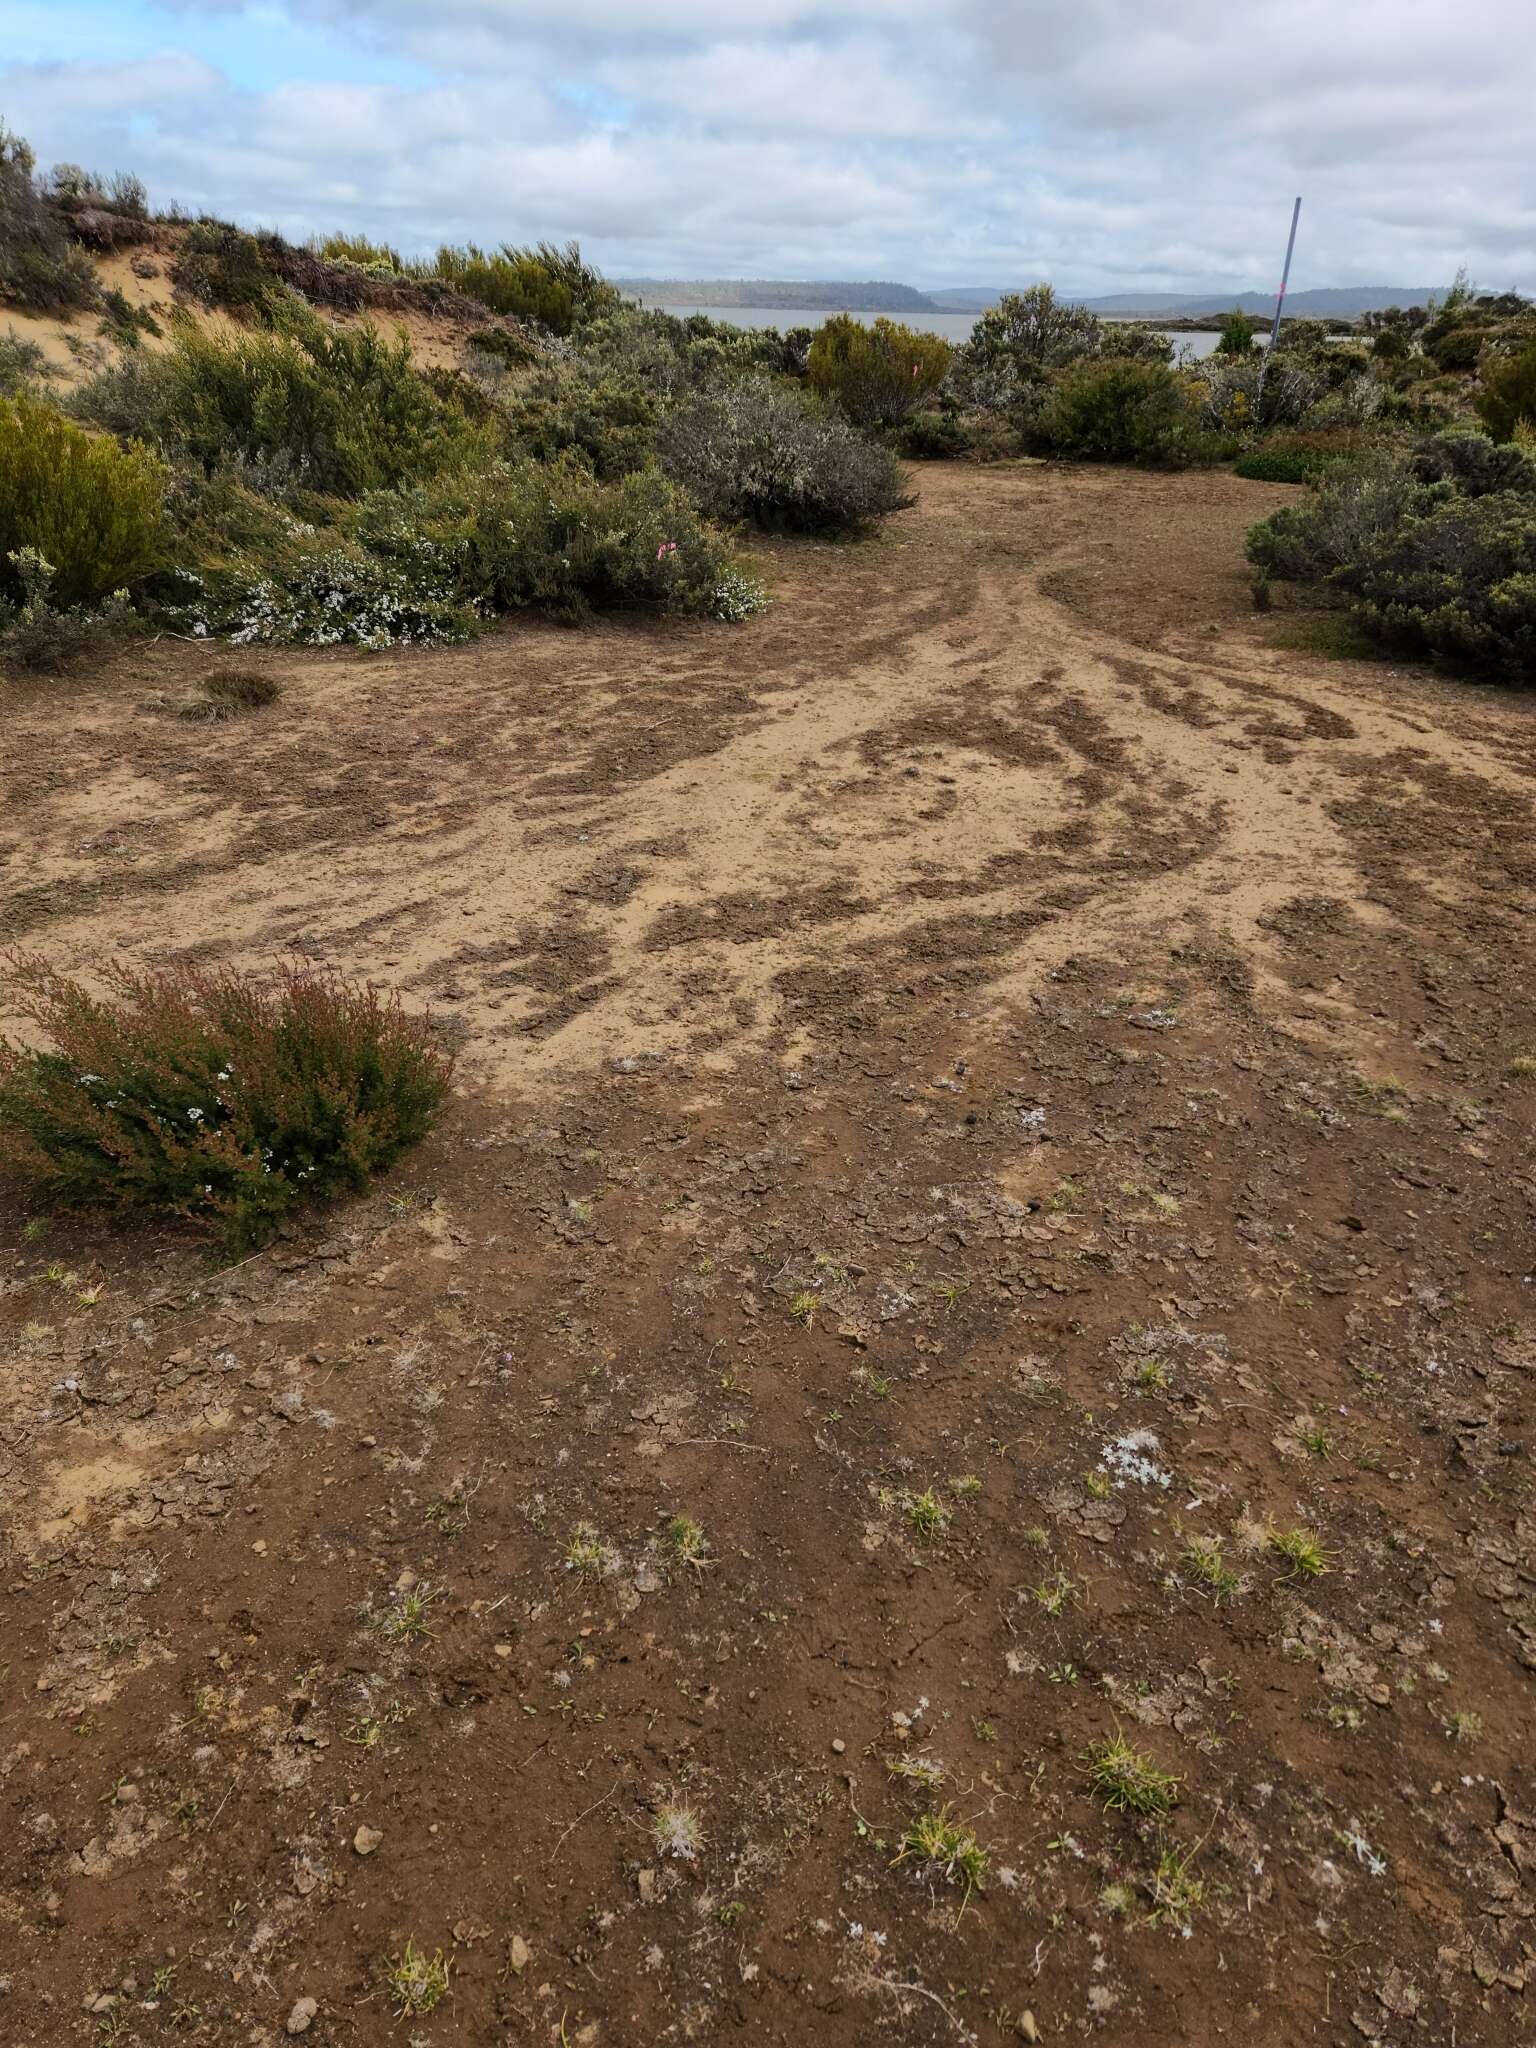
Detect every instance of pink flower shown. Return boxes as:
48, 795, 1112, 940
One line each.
657, 541, 678, 559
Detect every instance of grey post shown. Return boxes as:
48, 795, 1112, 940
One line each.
1255, 196, 1302, 417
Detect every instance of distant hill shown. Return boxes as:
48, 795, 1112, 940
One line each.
930, 285, 1446, 318
617, 278, 939, 312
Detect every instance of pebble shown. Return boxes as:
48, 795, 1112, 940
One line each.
352, 1824, 383, 1856
286, 1996, 318, 2035
830, 1738, 846, 1755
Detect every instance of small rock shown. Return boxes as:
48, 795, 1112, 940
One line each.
352, 1825, 383, 1857
507, 1933, 531, 1974
830, 1739, 846, 1755
286, 1995, 318, 2035
1017, 2013, 1040, 2043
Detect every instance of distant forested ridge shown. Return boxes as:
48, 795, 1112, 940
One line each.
617, 278, 939, 312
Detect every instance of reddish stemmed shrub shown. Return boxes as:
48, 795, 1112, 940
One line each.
0, 956, 452, 1247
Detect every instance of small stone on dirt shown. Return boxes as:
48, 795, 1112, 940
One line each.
286, 1996, 318, 2034
352, 1824, 382, 1856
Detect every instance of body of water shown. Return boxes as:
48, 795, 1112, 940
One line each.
651, 303, 1249, 361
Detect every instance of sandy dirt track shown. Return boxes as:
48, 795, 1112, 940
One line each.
1, 460, 1534, 2046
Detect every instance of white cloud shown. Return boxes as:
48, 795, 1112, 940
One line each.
3, 2, 1532, 291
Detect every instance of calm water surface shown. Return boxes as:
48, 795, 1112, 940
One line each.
652, 304, 1248, 361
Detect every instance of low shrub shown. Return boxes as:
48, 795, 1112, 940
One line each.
0, 547, 131, 674
504, 369, 659, 479
658, 374, 909, 534
353, 456, 743, 621
1246, 444, 1536, 681
807, 314, 950, 427
0, 123, 100, 314
1343, 492, 1536, 679
1245, 455, 1424, 584
1213, 310, 1258, 358
900, 409, 975, 458
1034, 358, 1210, 467
1476, 342, 1536, 444
1410, 429, 1536, 497
162, 536, 480, 650
1234, 430, 1362, 483
0, 955, 453, 1248
73, 313, 469, 499
426, 241, 618, 334
0, 328, 51, 397
0, 392, 166, 604
173, 223, 281, 316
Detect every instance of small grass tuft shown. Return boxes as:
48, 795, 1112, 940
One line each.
886, 1751, 946, 1790
652, 1801, 705, 1861
374, 1584, 436, 1643
386, 1940, 450, 2017
1183, 1533, 1240, 1603
1082, 1732, 1181, 1817
894, 1807, 988, 1909
564, 1523, 613, 1580
1269, 1524, 1331, 1580
788, 1288, 820, 1326
1145, 1840, 1206, 1929
666, 1514, 711, 1569
1443, 1708, 1483, 1746
903, 1486, 952, 1541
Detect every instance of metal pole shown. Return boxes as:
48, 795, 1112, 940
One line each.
1255, 196, 1301, 416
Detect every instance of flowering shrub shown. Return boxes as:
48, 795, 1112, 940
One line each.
163, 541, 480, 650
353, 457, 735, 621
711, 569, 770, 621
659, 375, 909, 534
0, 547, 132, 673
0, 955, 453, 1247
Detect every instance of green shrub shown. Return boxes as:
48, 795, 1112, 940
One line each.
1411, 429, 1536, 497
0, 123, 100, 314
1214, 309, 1258, 358
73, 313, 468, 498
1343, 492, 1536, 679
0, 327, 51, 397
0, 955, 453, 1249
967, 284, 1104, 373
425, 241, 618, 333
1035, 358, 1208, 467
173, 223, 281, 316
1246, 445, 1536, 681
1246, 455, 1424, 584
316, 231, 404, 273
504, 368, 659, 478
658, 374, 909, 534
1234, 430, 1361, 483
0, 546, 131, 674
352, 457, 742, 622
900, 409, 975, 458
807, 314, 950, 427
0, 392, 166, 604
1476, 343, 1536, 443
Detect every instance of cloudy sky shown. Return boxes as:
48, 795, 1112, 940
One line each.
3, 1, 1532, 293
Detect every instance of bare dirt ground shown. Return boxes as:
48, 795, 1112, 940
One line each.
2, 460, 1534, 2046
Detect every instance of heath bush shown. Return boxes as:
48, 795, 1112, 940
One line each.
659, 374, 909, 534
1035, 358, 1208, 467
0, 955, 453, 1248
807, 314, 950, 428
0, 123, 100, 314
73, 313, 468, 499
0, 392, 166, 604
1476, 343, 1536, 444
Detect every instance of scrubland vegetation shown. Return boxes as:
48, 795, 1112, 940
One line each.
2, 116, 1532, 689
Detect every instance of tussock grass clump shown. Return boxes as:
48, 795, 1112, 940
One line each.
386, 1941, 449, 2017
894, 1807, 988, 1908
1269, 1525, 1332, 1580
179, 668, 283, 720
0, 955, 452, 1248
1082, 1732, 1181, 1816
